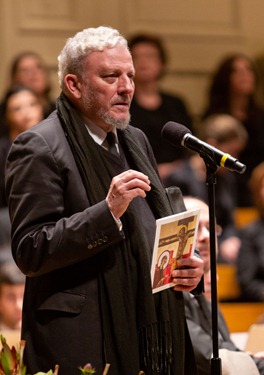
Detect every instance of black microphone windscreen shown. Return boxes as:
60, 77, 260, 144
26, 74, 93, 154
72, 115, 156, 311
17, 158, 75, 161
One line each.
161, 122, 192, 146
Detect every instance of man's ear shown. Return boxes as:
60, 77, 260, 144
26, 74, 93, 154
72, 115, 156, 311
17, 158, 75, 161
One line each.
64, 74, 82, 99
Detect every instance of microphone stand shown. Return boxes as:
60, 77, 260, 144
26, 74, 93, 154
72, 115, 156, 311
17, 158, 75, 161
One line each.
203, 158, 222, 375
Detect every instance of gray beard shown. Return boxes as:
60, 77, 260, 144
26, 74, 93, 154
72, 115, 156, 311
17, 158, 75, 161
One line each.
82, 89, 130, 130
98, 108, 130, 130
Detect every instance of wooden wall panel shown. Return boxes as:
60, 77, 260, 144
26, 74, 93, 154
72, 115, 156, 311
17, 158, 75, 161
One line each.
121, 0, 246, 116
0, 0, 264, 116
0, 0, 123, 99
17, 0, 85, 32
123, 0, 242, 37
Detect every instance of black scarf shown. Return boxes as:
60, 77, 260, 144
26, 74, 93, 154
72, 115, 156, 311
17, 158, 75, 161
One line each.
56, 93, 190, 375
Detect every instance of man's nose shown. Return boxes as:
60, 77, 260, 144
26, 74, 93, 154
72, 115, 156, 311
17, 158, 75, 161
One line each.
118, 76, 134, 93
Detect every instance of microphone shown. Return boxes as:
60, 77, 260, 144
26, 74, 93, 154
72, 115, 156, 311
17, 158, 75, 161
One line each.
161, 121, 246, 174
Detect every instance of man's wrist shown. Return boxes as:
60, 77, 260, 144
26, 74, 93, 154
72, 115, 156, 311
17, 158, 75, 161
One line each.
110, 211, 123, 231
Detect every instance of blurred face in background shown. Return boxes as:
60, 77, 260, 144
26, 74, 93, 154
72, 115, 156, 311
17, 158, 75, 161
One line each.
131, 42, 164, 84
194, 202, 211, 274
5, 89, 43, 137
184, 198, 211, 273
184, 197, 222, 271
0, 283, 25, 330
12, 54, 50, 96
230, 57, 256, 96
215, 137, 246, 176
218, 138, 245, 160
207, 134, 246, 175
184, 197, 221, 301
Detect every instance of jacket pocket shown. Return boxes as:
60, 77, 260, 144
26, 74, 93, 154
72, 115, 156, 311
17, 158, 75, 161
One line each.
36, 291, 86, 314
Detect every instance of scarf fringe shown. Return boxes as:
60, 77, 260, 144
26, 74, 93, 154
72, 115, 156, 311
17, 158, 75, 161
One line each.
139, 321, 172, 375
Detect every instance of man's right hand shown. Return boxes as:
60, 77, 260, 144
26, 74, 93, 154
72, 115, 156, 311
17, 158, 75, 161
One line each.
106, 169, 151, 219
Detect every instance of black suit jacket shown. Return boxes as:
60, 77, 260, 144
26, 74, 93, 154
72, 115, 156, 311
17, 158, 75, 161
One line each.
6, 111, 161, 374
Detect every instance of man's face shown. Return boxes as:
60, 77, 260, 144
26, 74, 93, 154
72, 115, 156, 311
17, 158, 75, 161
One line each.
78, 45, 135, 131
0, 283, 25, 330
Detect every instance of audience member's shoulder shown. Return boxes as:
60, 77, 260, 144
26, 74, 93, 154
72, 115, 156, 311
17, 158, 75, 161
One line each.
24, 110, 59, 134
241, 218, 264, 236
10, 110, 65, 150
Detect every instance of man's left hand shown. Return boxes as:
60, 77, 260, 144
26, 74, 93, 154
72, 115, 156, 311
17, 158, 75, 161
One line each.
171, 256, 204, 292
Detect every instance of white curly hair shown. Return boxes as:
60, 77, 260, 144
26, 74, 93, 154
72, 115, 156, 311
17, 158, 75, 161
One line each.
58, 26, 128, 92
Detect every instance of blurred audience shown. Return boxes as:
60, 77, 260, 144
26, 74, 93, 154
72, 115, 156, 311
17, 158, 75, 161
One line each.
237, 162, 264, 302
0, 51, 55, 137
128, 33, 193, 180
165, 114, 248, 263
0, 85, 44, 208
183, 196, 264, 375
202, 53, 264, 207
0, 253, 25, 331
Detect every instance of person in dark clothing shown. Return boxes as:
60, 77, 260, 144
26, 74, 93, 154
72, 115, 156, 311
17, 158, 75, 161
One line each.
5, 26, 203, 375
183, 196, 264, 375
202, 53, 264, 207
0, 51, 55, 138
128, 33, 193, 181
237, 162, 264, 301
0, 85, 43, 208
165, 114, 248, 263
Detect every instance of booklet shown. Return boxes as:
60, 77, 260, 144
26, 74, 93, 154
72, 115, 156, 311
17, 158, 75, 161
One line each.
151, 208, 200, 294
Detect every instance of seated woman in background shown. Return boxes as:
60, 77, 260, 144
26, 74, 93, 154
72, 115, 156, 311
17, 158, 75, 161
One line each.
8, 51, 55, 118
164, 114, 248, 263
202, 53, 264, 207
237, 162, 264, 302
128, 33, 193, 181
0, 85, 44, 208
0, 51, 55, 137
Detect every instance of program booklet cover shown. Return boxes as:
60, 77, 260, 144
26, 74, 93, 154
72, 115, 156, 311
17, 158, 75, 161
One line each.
151, 208, 200, 294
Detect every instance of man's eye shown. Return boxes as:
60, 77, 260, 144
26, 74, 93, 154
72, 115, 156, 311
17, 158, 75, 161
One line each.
104, 75, 117, 82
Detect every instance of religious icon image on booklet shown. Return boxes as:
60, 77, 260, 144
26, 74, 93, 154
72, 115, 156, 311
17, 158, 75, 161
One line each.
151, 208, 200, 294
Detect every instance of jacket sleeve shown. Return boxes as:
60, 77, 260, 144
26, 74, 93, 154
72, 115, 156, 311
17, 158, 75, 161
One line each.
184, 295, 212, 375
5, 129, 125, 277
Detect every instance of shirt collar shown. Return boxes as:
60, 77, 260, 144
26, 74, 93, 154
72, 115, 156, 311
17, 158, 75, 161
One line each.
84, 118, 118, 146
